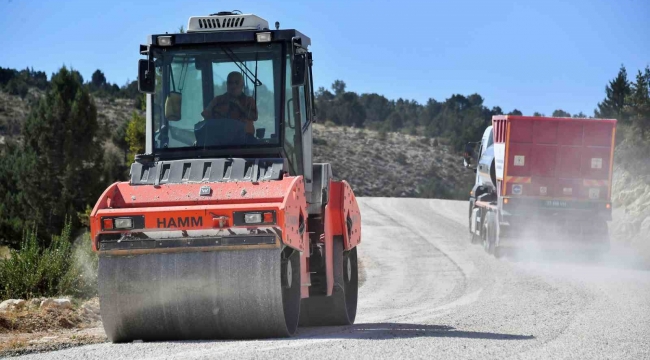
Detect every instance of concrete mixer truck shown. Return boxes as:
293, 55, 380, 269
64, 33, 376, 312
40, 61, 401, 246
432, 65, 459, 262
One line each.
463, 115, 617, 257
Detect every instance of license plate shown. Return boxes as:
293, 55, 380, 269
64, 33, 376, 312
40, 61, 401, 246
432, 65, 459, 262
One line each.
544, 200, 568, 208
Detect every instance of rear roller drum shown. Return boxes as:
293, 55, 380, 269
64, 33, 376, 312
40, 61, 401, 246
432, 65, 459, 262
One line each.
98, 247, 301, 342
299, 237, 358, 326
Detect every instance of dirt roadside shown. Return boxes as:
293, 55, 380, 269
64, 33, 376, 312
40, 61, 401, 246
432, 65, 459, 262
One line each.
0, 298, 107, 358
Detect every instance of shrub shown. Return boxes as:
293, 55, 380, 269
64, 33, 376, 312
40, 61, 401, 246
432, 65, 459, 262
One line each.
4, 78, 29, 99
378, 129, 388, 141
395, 153, 408, 165
0, 219, 98, 300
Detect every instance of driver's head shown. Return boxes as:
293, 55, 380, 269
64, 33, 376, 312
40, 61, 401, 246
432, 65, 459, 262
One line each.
226, 71, 244, 97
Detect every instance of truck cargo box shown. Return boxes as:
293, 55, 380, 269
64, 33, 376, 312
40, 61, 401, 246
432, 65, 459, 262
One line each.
492, 115, 616, 213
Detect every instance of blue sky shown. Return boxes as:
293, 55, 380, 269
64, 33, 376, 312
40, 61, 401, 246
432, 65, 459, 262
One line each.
1, 0, 648, 116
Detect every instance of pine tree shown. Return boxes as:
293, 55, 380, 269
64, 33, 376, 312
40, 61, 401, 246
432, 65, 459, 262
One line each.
125, 111, 146, 161
91, 69, 107, 90
595, 65, 631, 123
17, 66, 103, 242
627, 66, 650, 138
552, 109, 572, 117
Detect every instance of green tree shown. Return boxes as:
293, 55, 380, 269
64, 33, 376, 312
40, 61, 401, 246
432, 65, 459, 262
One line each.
552, 109, 572, 117
91, 69, 107, 90
0, 67, 103, 245
112, 120, 130, 163
533, 112, 544, 116
22, 67, 104, 242
125, 111, 146, 161
595, 65, 631, 123
386, 111, 404, 131
572, 112, 587, 118
627, 66, 650, 138
491, 106, 504, 115
508, 109, 523, 116
332, 80, 346, 97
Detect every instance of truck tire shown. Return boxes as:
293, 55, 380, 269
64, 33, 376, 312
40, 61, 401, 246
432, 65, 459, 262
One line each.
589, 220, 610, 257
468, 199, 479, 244
468, 199, 474, 233
484, 212, 497, 255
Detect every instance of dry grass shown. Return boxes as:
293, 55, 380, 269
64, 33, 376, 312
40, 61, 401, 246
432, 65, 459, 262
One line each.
0, 298, 105, 356
0, 246, 9, 260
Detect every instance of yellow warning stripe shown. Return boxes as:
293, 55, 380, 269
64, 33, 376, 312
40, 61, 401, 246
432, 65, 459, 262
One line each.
506, 176, 532, 184
583, 179, 609, 187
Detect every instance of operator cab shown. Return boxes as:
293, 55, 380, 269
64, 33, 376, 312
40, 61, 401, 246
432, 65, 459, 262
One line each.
137, 12, 315, 191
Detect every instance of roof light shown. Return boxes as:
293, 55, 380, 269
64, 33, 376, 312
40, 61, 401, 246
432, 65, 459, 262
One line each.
256, 32, 272, 42
606, 203, 611, 209
504, 198, 509, 204
157, 36, 173, 46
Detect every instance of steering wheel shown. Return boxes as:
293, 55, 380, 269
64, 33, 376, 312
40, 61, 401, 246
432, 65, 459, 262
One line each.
194, 118, 249, 147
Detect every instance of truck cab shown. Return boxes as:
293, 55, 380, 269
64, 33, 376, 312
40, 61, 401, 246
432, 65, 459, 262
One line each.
465, 126, 496, 201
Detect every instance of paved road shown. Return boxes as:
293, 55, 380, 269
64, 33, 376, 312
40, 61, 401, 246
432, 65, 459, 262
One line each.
22, 198, 650, 359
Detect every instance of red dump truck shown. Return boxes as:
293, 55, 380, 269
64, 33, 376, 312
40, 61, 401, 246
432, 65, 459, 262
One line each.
463, 115, 617, 257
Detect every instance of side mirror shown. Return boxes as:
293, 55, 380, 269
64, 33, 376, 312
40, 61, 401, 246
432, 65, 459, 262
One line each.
291, 53, 307, 87
138, 59, 155, 94
463, 141, 479, 171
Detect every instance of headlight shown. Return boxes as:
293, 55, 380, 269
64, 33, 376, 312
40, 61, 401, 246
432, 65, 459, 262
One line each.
114, 218, 134, 229
244, 213, 263, 224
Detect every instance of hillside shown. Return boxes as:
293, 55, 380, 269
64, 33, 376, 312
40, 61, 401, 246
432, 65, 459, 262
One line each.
313, 124, 473, 198
0, 89, 473, 199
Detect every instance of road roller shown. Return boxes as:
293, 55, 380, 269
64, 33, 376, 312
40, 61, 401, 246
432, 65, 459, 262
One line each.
89, 11, 361, 342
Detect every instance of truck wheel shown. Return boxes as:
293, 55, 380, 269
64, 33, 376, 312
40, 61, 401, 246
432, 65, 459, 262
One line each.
484, 212, 496, 255
589, 220, 610, 257
468, 199, 474, 233
468, 200, 479, 244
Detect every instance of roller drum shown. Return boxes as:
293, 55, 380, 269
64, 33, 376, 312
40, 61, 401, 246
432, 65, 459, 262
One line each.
98, 248, 301, 342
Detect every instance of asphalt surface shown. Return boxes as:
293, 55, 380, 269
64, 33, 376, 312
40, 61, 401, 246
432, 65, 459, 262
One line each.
20, 198, 650, 359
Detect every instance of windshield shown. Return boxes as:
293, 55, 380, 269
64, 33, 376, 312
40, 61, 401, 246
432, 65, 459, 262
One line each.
152, 43, 283, 150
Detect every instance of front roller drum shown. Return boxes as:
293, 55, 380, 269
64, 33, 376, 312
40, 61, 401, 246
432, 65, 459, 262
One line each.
98, 248, 301, 342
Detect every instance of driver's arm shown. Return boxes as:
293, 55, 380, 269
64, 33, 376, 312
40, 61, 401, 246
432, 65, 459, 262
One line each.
243, 96, 258, 122
201, 96, 223, 119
